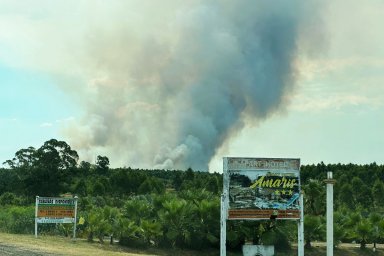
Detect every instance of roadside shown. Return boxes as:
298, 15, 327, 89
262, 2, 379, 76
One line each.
286, 242, 384, 256
0, 243, 60, 256
1, 233, 384, 256
0, 233, 223, 256
0, 233, 153, 256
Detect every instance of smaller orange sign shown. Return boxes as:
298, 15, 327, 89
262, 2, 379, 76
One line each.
38, 205, 75, 218
36, 197, 77, 218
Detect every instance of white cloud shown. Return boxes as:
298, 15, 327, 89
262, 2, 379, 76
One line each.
55, 116, 75, 123
40, 122, 53, 127
290, 93, 381, 113
297, 57, 384, 82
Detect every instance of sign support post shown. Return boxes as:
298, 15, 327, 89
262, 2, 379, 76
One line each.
298, 193, 304, 256
73, 196, 78, 239
220, 157, 230, 256
220, 194, 227, 256
35, 196, 39, 238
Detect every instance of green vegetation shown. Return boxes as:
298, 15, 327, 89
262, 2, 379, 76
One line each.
1, 139, 384, 254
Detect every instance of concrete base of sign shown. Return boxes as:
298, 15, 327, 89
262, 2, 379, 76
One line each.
242, 245, 274, 256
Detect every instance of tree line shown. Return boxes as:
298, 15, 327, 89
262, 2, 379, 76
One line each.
302, 162, 384, 250
1, 139, 384, 252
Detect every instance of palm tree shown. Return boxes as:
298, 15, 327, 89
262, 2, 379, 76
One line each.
369, 212, 384, 251
158, 198, 195, 247
302, 179, 325, 215
354, 219, 372, 249
192, 198, 220, 248
345, 212, 371, 249
304, 215, 324, 248
141, 219, 162, 246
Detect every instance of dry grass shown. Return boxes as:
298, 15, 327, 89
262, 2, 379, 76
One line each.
0, 233, 157, 256
0, 233, 221, 256
282, 243, 384, 256
2, 233, 384, 256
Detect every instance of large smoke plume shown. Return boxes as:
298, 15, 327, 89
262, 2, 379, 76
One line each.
58, 0, 323, 171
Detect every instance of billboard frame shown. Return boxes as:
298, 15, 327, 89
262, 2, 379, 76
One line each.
224, 157, 301, 220
35, 196, 78, 239
220, 157, 304, 256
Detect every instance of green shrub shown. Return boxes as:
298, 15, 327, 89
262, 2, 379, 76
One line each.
0, 206, 34, 234
262, 228, 291, 251
0, 192, 25, 206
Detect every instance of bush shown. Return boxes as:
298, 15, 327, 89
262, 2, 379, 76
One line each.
0, 206, 34, 234
119, 237, 148, 249
0, 192, 22, 206
262, 228, 291, 251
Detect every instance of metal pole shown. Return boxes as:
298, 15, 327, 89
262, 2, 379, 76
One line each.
325, 171, 335, 256
220, 194, 226, 256
35, 196, 39, 238
221, 157, 229, 256
73, 196, 78, 239
298, 193, 304, 256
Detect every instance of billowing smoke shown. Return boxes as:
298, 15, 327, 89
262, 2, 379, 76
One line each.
59, 0, 324, 171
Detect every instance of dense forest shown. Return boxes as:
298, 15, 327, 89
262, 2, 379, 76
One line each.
1, 139, 384, 253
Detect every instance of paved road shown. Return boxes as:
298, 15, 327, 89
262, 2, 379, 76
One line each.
0, 243, 62, 256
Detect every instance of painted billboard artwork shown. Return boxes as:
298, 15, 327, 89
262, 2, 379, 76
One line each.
224, 158, 301, 220
229, 171, 300, 209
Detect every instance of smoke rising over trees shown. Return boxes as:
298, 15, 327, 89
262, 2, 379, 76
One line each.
60, 1, 324, 170
0, 1, 325, 170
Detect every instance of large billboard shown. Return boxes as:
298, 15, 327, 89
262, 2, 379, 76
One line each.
223, 157, 301, 220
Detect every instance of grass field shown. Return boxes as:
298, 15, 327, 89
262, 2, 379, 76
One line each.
1, 233, 384, 256
0, 233, 148, 256
0, 233, 222, 256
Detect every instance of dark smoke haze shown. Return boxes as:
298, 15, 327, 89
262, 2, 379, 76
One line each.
60, 1, 324, 171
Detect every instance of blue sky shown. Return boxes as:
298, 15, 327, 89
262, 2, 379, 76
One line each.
0, 1, 383, 171
0, 64, 78, 162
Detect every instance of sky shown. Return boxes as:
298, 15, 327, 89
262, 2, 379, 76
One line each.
0, 0, 383, 172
